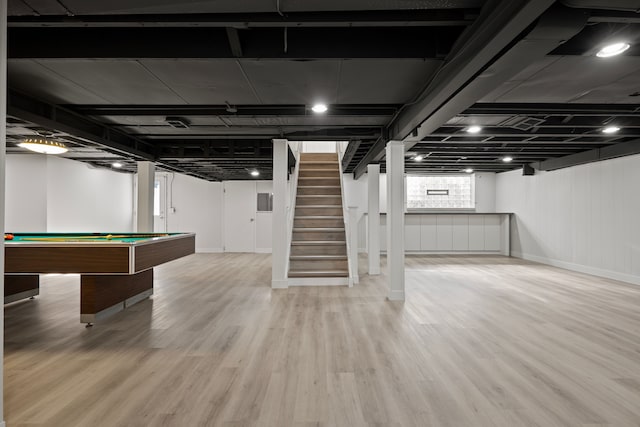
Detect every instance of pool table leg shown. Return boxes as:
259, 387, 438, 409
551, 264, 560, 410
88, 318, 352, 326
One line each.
4, 274, 40, 304
80, 269, 154, 324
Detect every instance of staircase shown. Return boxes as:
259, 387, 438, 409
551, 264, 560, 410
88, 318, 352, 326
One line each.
289, 153, 349, 279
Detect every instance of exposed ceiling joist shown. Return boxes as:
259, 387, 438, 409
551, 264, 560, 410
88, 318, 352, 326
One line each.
7, 26, 465, 59
353, 0, 573, 179
531, 138, 640, 171
7, 10, 478, 28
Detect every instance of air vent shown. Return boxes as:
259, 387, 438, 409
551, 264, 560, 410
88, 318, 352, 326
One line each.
499, 116, 545, 131
165, 117, 190, 129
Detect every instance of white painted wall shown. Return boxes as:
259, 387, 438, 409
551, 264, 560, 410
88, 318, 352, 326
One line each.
166, 173, 223, 253
5, 154, 47, 231
5, 154, 133, 232
475, 172, 496, 212
47, 156, 134, 232
256, 181, 273, 252
496, 154, 640, 285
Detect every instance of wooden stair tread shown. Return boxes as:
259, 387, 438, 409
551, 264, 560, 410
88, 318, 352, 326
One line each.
294, 216, 343, 219
288, 270, 349, 277
296, 205, 344, 208
290, 255, 347, 260
291, 240, 346, 245
293, 228, 344, 232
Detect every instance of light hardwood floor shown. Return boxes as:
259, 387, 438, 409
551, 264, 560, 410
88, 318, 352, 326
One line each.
5, 254, 640, 426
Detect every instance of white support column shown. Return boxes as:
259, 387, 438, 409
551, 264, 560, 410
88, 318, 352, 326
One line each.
367, 163, 381, 275
0, 0, 7, 424
272, 139, 288, 289
386, 141, 405, 301
348, 206, 359, 286
136, 161, 155, 233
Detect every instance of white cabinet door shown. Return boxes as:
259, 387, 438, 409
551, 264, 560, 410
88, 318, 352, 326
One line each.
405, 215, 421, 251
224, 181, 256, 252
436, 215, 453, 250
421, 215, 438, 250
452, 215, 469, 251
468, 215, 485, 250
484, 215, 501, 251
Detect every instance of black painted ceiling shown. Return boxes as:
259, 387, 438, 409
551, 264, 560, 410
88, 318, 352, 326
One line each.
5, 0, 640, 180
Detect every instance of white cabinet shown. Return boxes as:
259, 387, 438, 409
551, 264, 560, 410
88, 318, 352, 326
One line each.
420, 215, 438, 250
405, 215, 422, 251
452, 215, 469, 250
376, 213, 510, 254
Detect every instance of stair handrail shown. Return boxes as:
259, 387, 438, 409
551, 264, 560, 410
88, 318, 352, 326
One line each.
285, 141, 301, 275
337, 142, 357, 286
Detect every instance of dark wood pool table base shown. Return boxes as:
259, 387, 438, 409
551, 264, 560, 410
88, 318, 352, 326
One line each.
4, 233, 195, 324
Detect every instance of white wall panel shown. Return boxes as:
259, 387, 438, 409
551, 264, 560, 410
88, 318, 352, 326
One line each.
420, 215, 438, 250
404, 214, 421, 251
5, 154, 47, 232
468, 215, 485, 250
47, 156, 134, 232
452, 215, 469, 250
436, 215, 453, 250
167, 174, 223, 252
496, 153, 640, 285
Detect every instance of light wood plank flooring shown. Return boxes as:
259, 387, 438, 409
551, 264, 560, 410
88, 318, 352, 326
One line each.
5, 254, 640, 426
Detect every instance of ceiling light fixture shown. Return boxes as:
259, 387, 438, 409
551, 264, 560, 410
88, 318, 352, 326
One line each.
414, 155, 424, 161
250, 170, 260, 177
602, 126, 620, 134
311, 103, 328, 113
596, 42, 630, 58
17, 138, 68, 155
112, 162, 123, 168
464, 168, 474, 174
502, 156, 513, 163
466, 126, 482, 134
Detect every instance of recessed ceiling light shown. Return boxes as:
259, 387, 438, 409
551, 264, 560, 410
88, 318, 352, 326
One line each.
311, 103, 328, 113
112, 162, 123, 168
464, 168, 474, 173
414, 155, 424, 161
466, 126, 482, 134
250, 170, 260, 177
596, 42, 630, 58
502, 156, 513, 163
602, 126, 620, 134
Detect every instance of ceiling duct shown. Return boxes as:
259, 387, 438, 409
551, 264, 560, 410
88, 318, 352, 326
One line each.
561, 0, 640, 12
500, 116, 546, 131
165, 117, 190, 129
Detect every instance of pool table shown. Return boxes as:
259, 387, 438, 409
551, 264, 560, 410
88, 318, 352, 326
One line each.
4, 232, 195, 324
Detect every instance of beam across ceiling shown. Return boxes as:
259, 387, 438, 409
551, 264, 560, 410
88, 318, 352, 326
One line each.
531, 138, 640, 171
7, 10, 477, 28
8, 26, 465, 59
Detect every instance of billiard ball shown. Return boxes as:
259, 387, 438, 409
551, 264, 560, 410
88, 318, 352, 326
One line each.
4, 234, 14, 241
106, 234, 113, 240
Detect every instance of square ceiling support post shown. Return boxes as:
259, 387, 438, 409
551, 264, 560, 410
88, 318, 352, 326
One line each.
0, 0, 8, 424
367, 163, 381, 275
386, 141, 405, 301
272, 139, 289, 289
136, 161, 155, 233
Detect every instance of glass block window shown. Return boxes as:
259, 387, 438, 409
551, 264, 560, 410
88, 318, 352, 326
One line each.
406, 175, 474, 209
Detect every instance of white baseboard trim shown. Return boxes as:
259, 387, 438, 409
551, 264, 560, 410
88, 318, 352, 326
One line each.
288, 277, 349, 287
387, 290, 405, 301
271, 279, 288, 289
196, 248, 223, 253
512, 251, 640, 286
255, 248, 272, 254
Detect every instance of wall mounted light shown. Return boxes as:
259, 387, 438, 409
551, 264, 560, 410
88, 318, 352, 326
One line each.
17, 138, 68, 154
